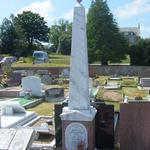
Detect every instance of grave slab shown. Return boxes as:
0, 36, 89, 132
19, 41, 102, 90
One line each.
0, 128, 35, 150
104, 82, 120, 90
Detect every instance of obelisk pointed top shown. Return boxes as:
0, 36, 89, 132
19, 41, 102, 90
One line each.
77, 0, 82, 4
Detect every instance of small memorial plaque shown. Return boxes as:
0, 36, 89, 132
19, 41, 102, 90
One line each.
65, 122, 88, 150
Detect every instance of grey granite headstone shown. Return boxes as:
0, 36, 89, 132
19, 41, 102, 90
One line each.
37, 70, 49, 76
41, 75, 52, 85
45, 88, 64, 102
140, 78, 150, 87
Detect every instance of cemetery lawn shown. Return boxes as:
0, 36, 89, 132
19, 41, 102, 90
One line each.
12, 54, 70, 68
122, 87, 148, 99
27, 102, 54, 116
11, 54, 130, 68
96, 76, 149, 111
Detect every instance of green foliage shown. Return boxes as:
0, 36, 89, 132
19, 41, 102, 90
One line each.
49, 19, 72, 54
129, 39, 150, 65
0, 14, 17, 54
4, 68, 12, 75
57, 32, 71, 55
14, 11, 49, 55
87, 0, 128, 65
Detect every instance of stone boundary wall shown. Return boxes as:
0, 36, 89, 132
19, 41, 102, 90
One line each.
12, 65, 150, 77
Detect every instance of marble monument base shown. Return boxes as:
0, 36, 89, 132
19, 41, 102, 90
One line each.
60, 107, 97, 150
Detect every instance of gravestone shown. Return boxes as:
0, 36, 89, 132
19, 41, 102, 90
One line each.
94, 103, 114, 149
7, 73, 22, 87
26, 70, 34, 76
60, 1, 97, 149
104, 82, 120, 90
55, 104, 63, 148
0, 114, 1, 128
37, 70, 49, 76
120, 102, 150, 150
60, 69, 70, 78
19, 76, 43, 97
41, 75, 52, 85
140, 78, 150, 88
45, 88, 64, 102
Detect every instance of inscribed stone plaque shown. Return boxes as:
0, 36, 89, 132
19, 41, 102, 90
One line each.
65, 122, 88, 150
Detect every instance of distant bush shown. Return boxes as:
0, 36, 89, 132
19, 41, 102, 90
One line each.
135, 96, 143, 100
129, 39, 150, 66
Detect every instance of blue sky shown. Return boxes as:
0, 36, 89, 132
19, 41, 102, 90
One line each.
0, 0, 150, 38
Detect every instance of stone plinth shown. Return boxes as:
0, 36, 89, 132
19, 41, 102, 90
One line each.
61, 107, 96, 150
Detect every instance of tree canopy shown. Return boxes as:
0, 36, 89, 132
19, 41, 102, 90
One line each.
14, 11, 49, 54
0, 15, 17, 54
87, 0, 128, 65
129, 39, 150, 66
49, 19, 72, 54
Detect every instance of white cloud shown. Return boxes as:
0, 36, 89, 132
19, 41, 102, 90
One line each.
64, 8, 89, 22
115, 0, 150, 20
16, 0, 53, 25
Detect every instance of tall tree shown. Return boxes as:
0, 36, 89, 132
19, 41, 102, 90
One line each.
129, 39, 150, 66
14, 11, 49, 55
87, 0, 128, 65
49, 19, 71, 53
0, 14, 17, 54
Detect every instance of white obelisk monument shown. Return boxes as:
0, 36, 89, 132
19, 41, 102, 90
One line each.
60, 0, 97, 149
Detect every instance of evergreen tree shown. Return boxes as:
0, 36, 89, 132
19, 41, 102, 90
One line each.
87, 0, 128, 65
130, 39, 150, 66
0, 14, 17, 54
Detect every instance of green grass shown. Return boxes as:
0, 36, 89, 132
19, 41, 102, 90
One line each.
122, 87, 148, 99
97, 76, 109, 86
121, 78, 138, 87
12, 54, 70, 67
105, 101, 120, 111
121, 55, 130, 64
97, 89, 123, 101
96, 76, 149, 111
92, 55, 130, 65
12, 53, 130, 68
27, 102, 54, 116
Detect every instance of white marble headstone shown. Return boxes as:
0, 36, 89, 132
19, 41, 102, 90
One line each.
20, 76, 43, 97
0, 114, 1, 128
69, 2, 90, 110
65, 122, 88, 150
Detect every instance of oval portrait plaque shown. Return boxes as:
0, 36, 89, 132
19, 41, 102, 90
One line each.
65, 122, 88, 150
